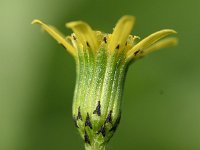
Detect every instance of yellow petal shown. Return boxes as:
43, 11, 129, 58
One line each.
140, 37, 178, 56
66, 21, 98, 52
32, 19, 76, 57
108, 15, 135, 53
127, 29, 177, 59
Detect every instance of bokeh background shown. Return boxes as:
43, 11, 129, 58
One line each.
1, 0, 200, 149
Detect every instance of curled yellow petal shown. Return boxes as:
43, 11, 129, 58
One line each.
66, 21, 98, 52
140, 37, 178, 57
32, 19, 76, 57
108, 15, 135, 53
127, 29, 177, 59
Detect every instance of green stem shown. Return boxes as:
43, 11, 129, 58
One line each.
85, 143, 105, 150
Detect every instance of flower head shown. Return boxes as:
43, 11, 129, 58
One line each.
32, 15, 177, 150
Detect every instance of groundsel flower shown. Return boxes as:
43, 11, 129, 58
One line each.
32, 15, 177, 150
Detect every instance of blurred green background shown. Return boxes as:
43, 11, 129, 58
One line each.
1, 0, 200, 149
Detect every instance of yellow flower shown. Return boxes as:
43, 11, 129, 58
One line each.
32, 16, 177, 62
32, 15, 177, 150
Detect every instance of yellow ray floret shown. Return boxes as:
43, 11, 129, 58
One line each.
32, 16, 177, 62
32, 19, 76, 57
139, 37, 178, 57
66, 21, 98, 53
108, 15, 135, 53
127, 29, 177, 60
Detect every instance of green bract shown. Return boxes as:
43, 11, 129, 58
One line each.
32, 15, 177, 150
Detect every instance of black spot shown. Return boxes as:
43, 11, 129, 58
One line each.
77, 107, 82, 120
125, 42, 128, 46
73, 117, 79, 128
134, 50, 140, 56
86, 41, 90, 47
105, 110, 112, 124
84, 131, 91, 145
60, 44, 65, 49
109, 113, 121, 132
93, 101, 101, 116
85, 113, 93, 129
103, 37, 107, 43
97, 125, 106, 137
116, 44, 120, 49
72, 35, 76, 40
